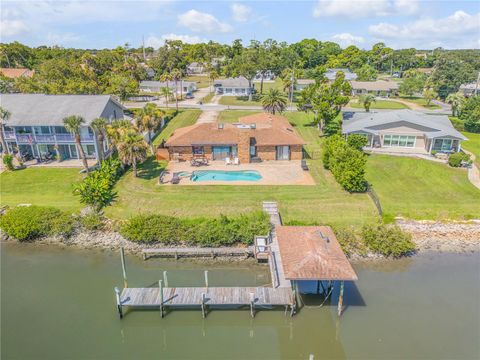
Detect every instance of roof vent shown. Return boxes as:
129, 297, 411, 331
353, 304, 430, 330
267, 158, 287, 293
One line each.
317, 230, 330, 243
250, 123, 256, 129
286, 128, 293, 132
218, 123, 224, 130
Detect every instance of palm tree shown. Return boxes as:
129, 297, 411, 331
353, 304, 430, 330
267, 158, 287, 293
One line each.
106, 119, 132, 150
209, 69, 219, 93
423, 87, 437, 106
90, 118, 107, 161
0, 107, 11, 155
261, 89, 288, 115
359, 94, 376, 112
171, 69, 183, 110
63, 115, 89, 172
160, 87, 173, 108
135, 104, 164, 152
446, 92, 465, 117
117, 129, 148, 177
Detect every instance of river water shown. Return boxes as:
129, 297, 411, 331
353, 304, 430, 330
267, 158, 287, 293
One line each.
1, 243, 479, 359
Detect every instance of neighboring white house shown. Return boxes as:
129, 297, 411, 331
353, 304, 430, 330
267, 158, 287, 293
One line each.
350, 80, 399, 97
459, 82, 480, 97
254, 70, 276, 82
342, 109, 467, 155
213, 77, 255, 96
325, 68, 357, 81
139, 81, 197, 95
295, 79, 315, 91
0, 94, 125, 160
187, 62, 205, 75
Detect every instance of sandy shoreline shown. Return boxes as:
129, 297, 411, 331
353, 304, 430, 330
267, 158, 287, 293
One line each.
2, 220, 480, 258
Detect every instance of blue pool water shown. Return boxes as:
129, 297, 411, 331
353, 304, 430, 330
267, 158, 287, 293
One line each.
190, 170, 262, 182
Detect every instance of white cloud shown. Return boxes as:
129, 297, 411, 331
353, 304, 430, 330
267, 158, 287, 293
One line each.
313, 0, 419, 18
145, 34, 206, 48
231, 3, 253, 22
369, 10, 480, 49
332, 33, 365, 48
178, 9, 233, 33
0, 19, 30, 37
46, 32, 82, 46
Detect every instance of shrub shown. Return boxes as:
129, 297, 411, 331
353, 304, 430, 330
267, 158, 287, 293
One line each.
449, 116, 465, 132
80, 212, 105, 231
347, 134, 368, 150
120, 211, 270, 246
361, 223, 415, 257
2, 154, 14, 171
0, 206, 75, 241
333, 226, 367, 257
448, 152, 470, 167
460, 96, 480, 133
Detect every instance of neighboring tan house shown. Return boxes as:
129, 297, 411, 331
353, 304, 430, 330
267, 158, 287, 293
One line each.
214, 77, 254, 96
0, 94, 124, 160
342, 109, 467, 154
459, 83, 480, 97
139, 80, 197, 95
350, 80, 399, 97
0, 68, 34, 79
325, 68, 357, 81
187, 62, 204, 75
295, 79, 315, 91
165, 113, 305, 163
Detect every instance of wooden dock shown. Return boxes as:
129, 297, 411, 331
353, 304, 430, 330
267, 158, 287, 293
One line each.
142, 247, 254, 260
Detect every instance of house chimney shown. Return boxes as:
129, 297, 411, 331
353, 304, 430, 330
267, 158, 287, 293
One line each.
218, 123, 224, 130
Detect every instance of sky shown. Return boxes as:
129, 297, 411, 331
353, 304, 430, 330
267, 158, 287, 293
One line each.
1, 0, 479, 50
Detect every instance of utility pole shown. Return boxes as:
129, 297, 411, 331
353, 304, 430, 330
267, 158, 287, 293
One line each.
475, 71, 480, 96
142, 35, 146, 61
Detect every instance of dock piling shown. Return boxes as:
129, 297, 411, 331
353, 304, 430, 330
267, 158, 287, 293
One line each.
337, 281, 344, 316
120, 247, 128, 288
249, 292, 255, 318
201, 293, 206, 318
204, 270, 209, 289
163, 271, 169, 288
114, 287, 123, 319
159, 280, 164, 318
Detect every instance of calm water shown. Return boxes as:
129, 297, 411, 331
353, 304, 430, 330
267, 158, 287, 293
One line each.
1, 243, 479, 360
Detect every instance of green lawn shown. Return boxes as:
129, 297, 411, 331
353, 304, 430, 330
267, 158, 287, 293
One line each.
218, 95, 262, 106
185, 76, 212, 89
366, 155, 480, 220
462, 132, 480, 167
152, 109, 201, 146
348, 99, 409, 109
106, 111, 378, 227
0, 168, 83, 211
217, 110, 259, 123
398, 96, 441, 109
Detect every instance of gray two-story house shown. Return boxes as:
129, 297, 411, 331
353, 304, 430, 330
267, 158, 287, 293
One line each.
1, 94, 125, 160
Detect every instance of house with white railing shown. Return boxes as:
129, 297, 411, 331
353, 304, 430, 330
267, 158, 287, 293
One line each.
1, 94, 125, 160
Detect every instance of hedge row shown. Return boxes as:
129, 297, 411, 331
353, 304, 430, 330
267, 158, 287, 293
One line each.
119, 211, 271, 247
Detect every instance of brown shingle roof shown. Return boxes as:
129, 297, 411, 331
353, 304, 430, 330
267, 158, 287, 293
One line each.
0, 68, 34, 79
276, 226, 358, 281
351, 80, 399, 91
165, 113, 304, 147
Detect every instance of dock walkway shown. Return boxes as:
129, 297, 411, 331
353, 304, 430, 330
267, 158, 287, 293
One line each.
142, 246, 254, 260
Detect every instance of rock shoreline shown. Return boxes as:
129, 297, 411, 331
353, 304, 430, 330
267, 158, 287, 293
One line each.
2, 220, 480, 258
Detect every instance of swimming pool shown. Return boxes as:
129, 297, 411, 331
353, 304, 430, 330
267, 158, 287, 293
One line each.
189, 170, 262, 182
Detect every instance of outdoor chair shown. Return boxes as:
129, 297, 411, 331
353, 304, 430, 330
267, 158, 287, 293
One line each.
233, 157, 239, 165
225, 157, 232, 165
301, 159, 309, 171
171, 173, 181, 184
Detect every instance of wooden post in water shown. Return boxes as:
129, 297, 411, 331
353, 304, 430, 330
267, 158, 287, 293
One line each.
204, 270, 209, 289
201, 293, 206, 318
249, 292, 255, 318
337, 281, 344, 317
159, 280, 164, 318
114, 287, 123, 319
120, 247, 128, 288
163, 271, 169, 288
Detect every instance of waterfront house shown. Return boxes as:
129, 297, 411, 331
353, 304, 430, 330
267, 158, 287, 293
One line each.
342, 109, 467, 154
459, 82, 480, 97
213, 77, 254, 96
0, 68, 34, 79
165, 113, 304, 163
139, 80, 197, 95
1, 94, 125, 160
325, 68, 357, 81
350, 80, 399, 97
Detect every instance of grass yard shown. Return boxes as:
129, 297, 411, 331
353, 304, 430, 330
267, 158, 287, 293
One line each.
252, 78, 285, 93
201, 91, 215, 103
217, 110, 259, 123
0, 168, 83, 211
152, 109, 201, 146
366, 155, 480, 220
398, 96, 441, 109
348, 99, 409, 110
462, 132, 480, 167
106, 111, 378, 227
218, 95, 262, 106
185, 76, 212, 88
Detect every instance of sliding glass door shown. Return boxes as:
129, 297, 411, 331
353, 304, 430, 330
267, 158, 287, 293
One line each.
276, 146, 290, 160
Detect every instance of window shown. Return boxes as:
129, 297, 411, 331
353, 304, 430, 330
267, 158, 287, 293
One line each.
433, 138, 453, 152
383, 135, 416, 148
192, 146, 204, 155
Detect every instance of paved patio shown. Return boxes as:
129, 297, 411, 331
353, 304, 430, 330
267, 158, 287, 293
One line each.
163, 160, 315, 185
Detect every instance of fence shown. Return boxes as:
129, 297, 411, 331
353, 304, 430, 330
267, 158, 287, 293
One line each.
367, 184, 383, 216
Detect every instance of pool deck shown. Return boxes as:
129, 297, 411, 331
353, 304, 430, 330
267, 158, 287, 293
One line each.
163, 160, 315, 185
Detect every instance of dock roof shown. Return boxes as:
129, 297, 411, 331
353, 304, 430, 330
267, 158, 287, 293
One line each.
276, 226, 358, 281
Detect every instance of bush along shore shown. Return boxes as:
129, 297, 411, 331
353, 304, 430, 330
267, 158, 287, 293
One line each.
1, 205, 479, 258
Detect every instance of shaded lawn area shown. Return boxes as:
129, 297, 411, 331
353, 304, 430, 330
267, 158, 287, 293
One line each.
348, 99, 409, 109
152, 109, 201, 146
398, 96, 441, 109
107, 111, 378, 227
0, 168, 83, 211
366, 154, 480, 220
462, 132, 480, 167
185, 76, 212, 88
